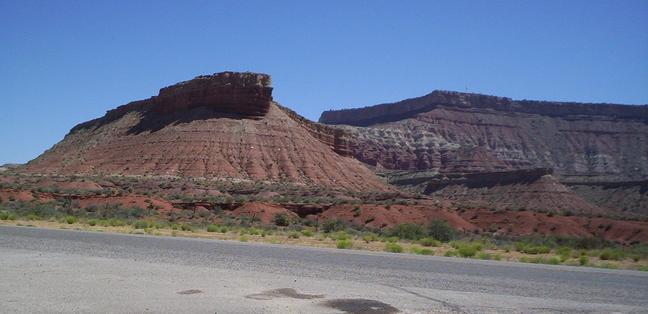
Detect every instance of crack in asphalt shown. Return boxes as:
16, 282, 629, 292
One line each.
385, 284, 466, 314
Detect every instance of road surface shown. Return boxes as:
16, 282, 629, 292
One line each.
1, 225, 647, 313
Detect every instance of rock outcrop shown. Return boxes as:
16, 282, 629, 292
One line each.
25, 72, 390, 192
153, 72, 272, 117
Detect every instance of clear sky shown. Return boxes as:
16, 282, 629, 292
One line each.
1, 0, 647, 164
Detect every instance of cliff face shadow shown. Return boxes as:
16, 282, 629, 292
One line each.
126, 106, 263, 135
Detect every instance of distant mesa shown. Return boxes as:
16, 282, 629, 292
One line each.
319, 90, 648, 126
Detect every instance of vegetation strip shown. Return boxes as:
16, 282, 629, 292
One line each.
1, 210, 647, 271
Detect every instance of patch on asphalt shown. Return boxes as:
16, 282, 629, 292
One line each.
246, 288, 324, 300
323, 298, 399, 314
177, 289, 203, 295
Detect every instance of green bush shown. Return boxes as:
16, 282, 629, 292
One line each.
87, 219, 98, 226
579, 255, 589, 266
444, 250, 457, 257
457, 244, 478, 258
336, 239, 353, 249
322, 219, 345, 233
0, 212, 9, 220
362, 233, 379, 243
385, 243, 403, 253
418, 237, 441, 247
133, 220, 149, 229
516, 243, 550, 255
476, 252, 491, 260
272, 213, 290, 227
180, 224, 193, 232
547, 257, 561, 265
599, 248, 624, 261
556, 246, 572, 262
65, 216, 77, 224
207, 224, 219, 232
332, 231, 351, 241
428, 220, 457, 242
385, 236, 400, 243
109, 219, 126, 227
301, 229, 314, 237
26, 214, 40, 221
410, 246, 434, 255
239, 235, 248, 242
389, 223, 426, 240
288, 231, 300, 239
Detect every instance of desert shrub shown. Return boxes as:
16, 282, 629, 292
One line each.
109, 219, 126, 227
516, 242, 550, 255
555, 246, 572, 262
428, 220, 457, 242
579, 255, 589, 266
133, 220, 149, 229
362, 232, 379, 243
457, 244, 479, 258
451, 240, 482, 251
547, 257, 561, 265
628, 244, 648, 260
180, 224, 193, 232
551, 236, 611, 250
418, 237, 441, 247
207, 224, 219, 232
381, 236, 398, 243
410, 246, 434, 255
239, 235, 248, 242
321, 219, 345, 233
336, 239, 353, 249
389, 223, 426, 240
301, 229, 314, 237
65, 216, 77, 224
272, 213, 290, 227
288, 231, 300, 239
87, 219, 98, 226
332, 231, 351, 241
444, 250, 457, 257
476, 252, 491, 260
385, 243, 404, 253
599, 248, 624, 261
25, 214, 40, 221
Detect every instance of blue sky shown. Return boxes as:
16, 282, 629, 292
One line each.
1, 0, 647, 164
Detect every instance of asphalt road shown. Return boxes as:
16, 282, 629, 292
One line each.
1, 226, 647, 313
